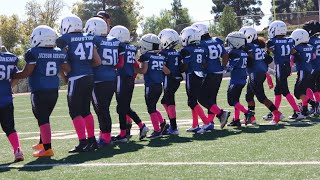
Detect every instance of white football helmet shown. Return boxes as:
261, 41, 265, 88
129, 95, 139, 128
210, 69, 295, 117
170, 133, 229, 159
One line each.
30, 25, 57, 48
180, 27, 201, 47
226, 31, 247, 49
60, 14, 83, 35
158, 28, 180, 49
290, 29, 310, 45
109, 25, 130, 43
138, 33, 161, 54
239, 26, 257, 44
268, 20, 287, 38
191, 22, 209, 36
84, 17, 108, 36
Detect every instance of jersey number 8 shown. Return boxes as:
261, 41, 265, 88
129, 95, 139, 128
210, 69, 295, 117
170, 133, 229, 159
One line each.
46, 62, 57, 76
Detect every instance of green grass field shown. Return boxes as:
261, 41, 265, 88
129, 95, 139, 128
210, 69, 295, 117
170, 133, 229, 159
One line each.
1, 75, 320, 179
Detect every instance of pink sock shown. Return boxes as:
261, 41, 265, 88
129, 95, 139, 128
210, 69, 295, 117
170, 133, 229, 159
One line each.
194, 105, 209, 124
138, 122, 144, 129
162, 104, 168, 114
208, 114, 215, 122
234, 108, 240, 120
234, 102, 248, 113
285, 94, 300, 112
8, 132, 20, 152
39, 123, 51, 144
210, 104, 221, 115
84, 114, 95, 138
306, 88, 315, 101
72, 117, 86, 140
101, 132, 111, 143
274, 95, 282, 109
314, 92, 320, 102
150, 112, 160, 132
192, 109, 199, 128
167, 105, 176, 119
126, 115, 132, 123
156, 110, 164, 124
120, 130, 126, 137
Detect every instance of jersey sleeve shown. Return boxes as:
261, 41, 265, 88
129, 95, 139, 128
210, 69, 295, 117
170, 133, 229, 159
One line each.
180, 49, 191, 64
24, 49, 37, 65
266, 39, 275, 49
138, 54, 149, 63
56, 36, 68, 50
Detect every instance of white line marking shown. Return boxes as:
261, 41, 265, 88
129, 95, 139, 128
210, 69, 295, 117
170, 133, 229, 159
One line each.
2, 161, 320, 169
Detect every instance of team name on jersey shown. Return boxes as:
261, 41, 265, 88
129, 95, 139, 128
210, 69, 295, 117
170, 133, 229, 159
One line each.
70, 36, 94, 42
100, 40, 120, 47
38, 53, 67, 59
168, 51, 179, 55
0, 56, 17, 62
314, 40, 320, 44
241, 53, 248, 57
150, 55, 165, 60
275, 39, 293, 43
125, 45, 136, 51
303, 47, 313, 51
194, 49, 204, 53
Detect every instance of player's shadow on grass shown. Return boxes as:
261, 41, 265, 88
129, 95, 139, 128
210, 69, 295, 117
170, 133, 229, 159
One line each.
147, 135, 193, 148
192, 129, 242, 141
0, 162, 15, 173
282, 117, 319, 128
17, 141, 144, 172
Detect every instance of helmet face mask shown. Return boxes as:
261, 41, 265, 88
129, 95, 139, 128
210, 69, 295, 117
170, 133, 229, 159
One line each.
268, 20, 287, 38
239, 26, 257, 44
226, 31, 247, 49
291, 29, 310, 46
30, 25, 57, 48
158, 28, 180, 49
60, 14, 83, 35
138, 33, 161, 54
109, 25, 131, 43
180, 27, 201, 47
84, 17, 108, 36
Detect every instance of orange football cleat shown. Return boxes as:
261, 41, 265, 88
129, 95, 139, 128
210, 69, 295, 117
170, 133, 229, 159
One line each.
33, 149, 54, 157
32, 144, 44, 151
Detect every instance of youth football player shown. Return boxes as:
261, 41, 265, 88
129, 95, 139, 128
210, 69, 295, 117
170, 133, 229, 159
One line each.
264, 20, 301, 122
290, 29, 320, 115
13, 25, 70, 157
0, 37, 24, 162
192, 23, 231, 130
136, 33, 170, 139
238, 26, 284, 125
224, 32, 255, 127
57, 14, 102, 153
158, 28, 182, 135
109, 25, 150, 140
179, 27, 211, 133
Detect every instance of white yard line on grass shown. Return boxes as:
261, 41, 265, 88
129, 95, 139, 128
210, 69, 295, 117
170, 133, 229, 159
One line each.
2, 161, 320, 169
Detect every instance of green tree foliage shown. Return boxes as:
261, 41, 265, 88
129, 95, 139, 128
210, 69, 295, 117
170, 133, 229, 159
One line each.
211, 0, 264, 26
73, 0, 142, 36
142, 0, 191, 34
210, 6, 239, 37
0, 15, 23, 54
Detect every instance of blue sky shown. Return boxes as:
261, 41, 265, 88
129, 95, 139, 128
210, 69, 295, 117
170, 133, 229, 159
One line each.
0, 0, 272, 32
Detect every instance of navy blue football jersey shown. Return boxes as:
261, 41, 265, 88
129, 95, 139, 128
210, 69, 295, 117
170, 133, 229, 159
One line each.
118, 42, 137, 77
200, 37, 227, 74
309, 36, 320, 71
228, 49, 248, 85
246, 43, 268, 73
0, 52, 19, 107
267, 37, 295, 65
56, 33, 94, 78
294, 44, 315, 72
93, 36, 122, 82
139, 53, 166, 87
159, 48, 182, 79
25, 47, 68, 92
181, 45, 208, 76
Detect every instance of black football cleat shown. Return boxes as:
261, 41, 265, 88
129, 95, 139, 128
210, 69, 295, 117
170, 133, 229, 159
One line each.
68, 139, 89, 153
